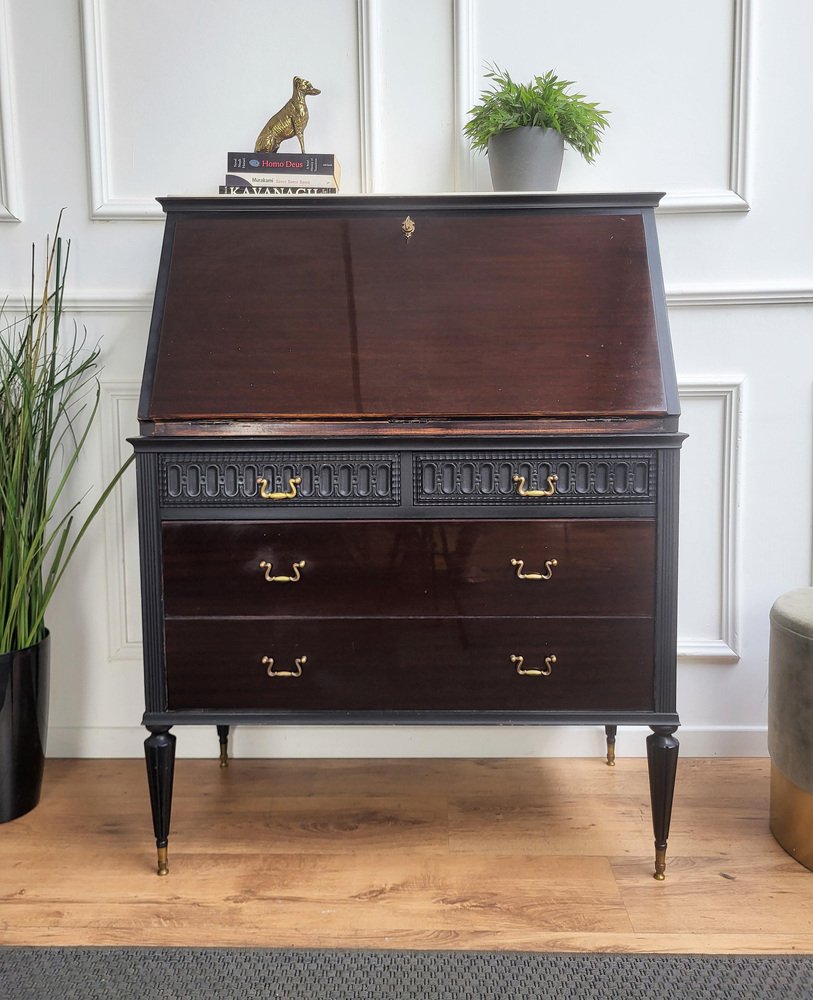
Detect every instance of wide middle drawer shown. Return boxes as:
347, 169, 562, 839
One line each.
161, 519, 655, 618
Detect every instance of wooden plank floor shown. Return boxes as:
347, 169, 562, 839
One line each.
2, 756, 813, 952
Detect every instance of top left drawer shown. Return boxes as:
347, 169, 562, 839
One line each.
159, 453, 400, 508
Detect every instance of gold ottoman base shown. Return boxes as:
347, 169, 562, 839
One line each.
770, 764, 813, 871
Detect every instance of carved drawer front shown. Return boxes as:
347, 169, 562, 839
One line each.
161, 519, 656, 618
164, 617, 655, 712
414, 451, 656, 506
159, 452, 399, 507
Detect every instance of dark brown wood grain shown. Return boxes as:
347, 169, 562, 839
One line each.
164, 616, 655, 712
149, 417, 676, 437
146, 209, 666, 421
161, 518, 656, 618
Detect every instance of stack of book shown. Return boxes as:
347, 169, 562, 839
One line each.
219, 153, 340, 195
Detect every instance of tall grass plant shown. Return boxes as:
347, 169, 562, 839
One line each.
0, 212, 130, 654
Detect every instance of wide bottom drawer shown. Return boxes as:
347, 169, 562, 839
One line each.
165, 617, 655, 712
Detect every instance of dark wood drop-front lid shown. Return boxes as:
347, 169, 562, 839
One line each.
142, 194, 676, 424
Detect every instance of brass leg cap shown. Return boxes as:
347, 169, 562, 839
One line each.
654, 846, 667, 880
157, 846, 169, 877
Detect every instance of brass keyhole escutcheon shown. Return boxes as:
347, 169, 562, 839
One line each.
402, 216, 415, 242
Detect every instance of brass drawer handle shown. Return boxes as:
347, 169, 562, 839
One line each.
511, 557, 557, 581
262, 655, 307, 678
259, 560, 305, 583
257, 476, 301, 500
511, 653, 557, 677
513, 474, 558, 497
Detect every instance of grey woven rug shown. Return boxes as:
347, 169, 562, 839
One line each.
1, 947, 812, 1000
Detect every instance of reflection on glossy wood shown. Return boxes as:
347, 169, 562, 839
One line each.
148, 211, 666, 420
162, 519, 656, 618
164, 617, 654, 712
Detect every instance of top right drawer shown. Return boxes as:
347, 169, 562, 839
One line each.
413, 451, 657, 506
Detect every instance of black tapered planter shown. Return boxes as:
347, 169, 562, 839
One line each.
0, 630, 50, 822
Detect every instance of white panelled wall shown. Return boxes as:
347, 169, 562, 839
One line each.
1, 0, 811, 758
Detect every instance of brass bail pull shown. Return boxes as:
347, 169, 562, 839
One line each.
257, 476, 301, 501
511, 558, 558, 581
513, 474, 558, 498
259, 560, 306, 583
511, 653, 557, 677
263, 655, 307, 678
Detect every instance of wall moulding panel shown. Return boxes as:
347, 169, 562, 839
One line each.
453, 0, 477, 192
356, 0, 381, 193
454, 0, 751, 213
0, 292, 153, 313
359, 1, 455, 192
79, 0, 150, 220
0, 0, 21, 221
676, 379, 743, 663
80, 0, 752, 212
100, 382, 141, 661
667, 286, 813, 308
80, 0, 361, 218
7, 287, 811, 316
5, 287, 812, 316
657, 0, 751, 213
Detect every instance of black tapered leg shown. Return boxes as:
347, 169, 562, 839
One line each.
647, 725, 679, 880
216, 725, 230, 768
144, 726, 176, 876
604, 725, 617, 767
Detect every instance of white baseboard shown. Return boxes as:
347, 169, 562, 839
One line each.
46, 725, 769, 760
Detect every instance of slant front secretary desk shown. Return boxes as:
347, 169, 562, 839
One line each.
133, 193, 683, 879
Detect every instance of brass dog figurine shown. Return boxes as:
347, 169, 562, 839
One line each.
254, 76, 321, 154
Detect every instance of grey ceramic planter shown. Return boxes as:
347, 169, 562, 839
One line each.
487, 126, 565, 191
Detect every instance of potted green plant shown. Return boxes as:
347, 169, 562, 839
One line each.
464, 64, 610, 191
0, 213, 130, 822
